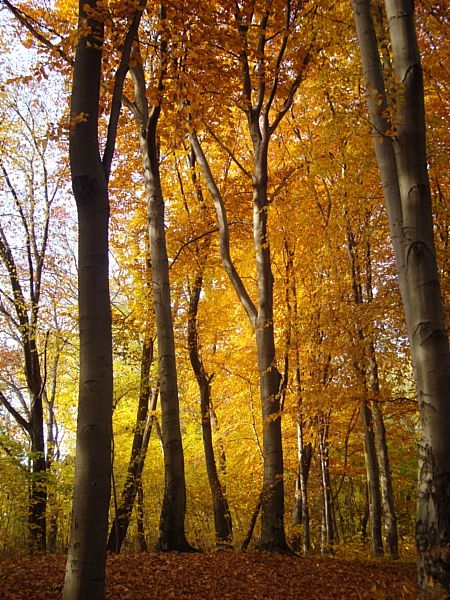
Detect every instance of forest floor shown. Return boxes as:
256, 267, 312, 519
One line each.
0, 551, 418, 599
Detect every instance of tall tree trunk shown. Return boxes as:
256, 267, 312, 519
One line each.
352, 2, 450, 593
147, 113, 191, 551
125, 17, 192, 551
107, 334, 155, 553
63, 7, 112, 598
346, 223, 384, 557
360, 400, 384, 556
0, 210, 48, 552
252, 140, 287, 551
318, 414, 334, 552
63, 2, 143, 597
188, 275, 233, 548
367, 340, 399, 558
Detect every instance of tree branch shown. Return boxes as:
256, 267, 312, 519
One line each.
102, 0, 147, 179
189, 131, 257, 327
0, 390, 31, 434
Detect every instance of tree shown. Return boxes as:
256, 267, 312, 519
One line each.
352, 0, 450, 594
189, 0, 317, 552
123, 3, 193, 551
0, 82, 68, 552
62, 1, 143, 597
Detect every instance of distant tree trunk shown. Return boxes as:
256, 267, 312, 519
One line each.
188, 274, 233, 548
360, 400, 384, 556
136, 481, 147, 552
346, 224, 384, 556
125, 18, 192, 552
352, 1, 450, 593
0, 194, 48, 552
318, 413, 334, 552
292, 433, 312, 554
107, 334, 155, 553
189, 2, 313, 552
283, 240, 311, 555
63, 2, 143, 597
367, 341, 399, 558
241, 491, 263, 551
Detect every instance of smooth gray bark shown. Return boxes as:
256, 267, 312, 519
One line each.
352, 1, 450, 593
62, 7, 112, 595
126, 24, 192, 551
63, 2, 143, 598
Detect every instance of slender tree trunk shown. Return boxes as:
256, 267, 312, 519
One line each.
292, 434, 312, 554
125, 19, 191, 551
318, 414, 334, 552
107, 335, 155, 553
147, 117, 191, 551
241, 491, 263, 550
346, 223, 384, 557
188, 275, 233, 548
137, 481, 147, 552
29, 362, 47, 553
352, 2, 450, 592
367, 340, 399, 558
360, 400, 384, 556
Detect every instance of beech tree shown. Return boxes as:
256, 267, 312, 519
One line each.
189, 0, 318, 552
352, 0, 450, 594
62, 1, 144, 598
123, 3, 193, 551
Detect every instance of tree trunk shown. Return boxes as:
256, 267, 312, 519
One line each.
125, 20, 191, 551
367, 340, 399, 558
346, 222, 384, 557
292, 435, 312, 554
241, 491, 263, 550
136, 481, 147, 552
107, 335, 155, 553
352, 1, 450, 592
63, 1, 143, 596
28, 352, 47, 553
147, 115, 191, 552
188, 274, 233, 548
360, 400, 384, 556
62, 6, 112, 596
318, 414, 334, 552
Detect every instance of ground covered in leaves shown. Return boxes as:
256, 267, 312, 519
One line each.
0, 551, 417, 599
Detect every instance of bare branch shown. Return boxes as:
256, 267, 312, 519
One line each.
0, 390, 31, 434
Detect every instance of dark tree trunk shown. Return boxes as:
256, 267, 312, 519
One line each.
63, 2, 143, 597
107, 335, 155, 553
188, 275, 233, 548
367, 341, 399, 558
241, 491, 263, 551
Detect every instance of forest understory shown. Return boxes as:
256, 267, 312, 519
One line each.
0, 551, 417, 599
